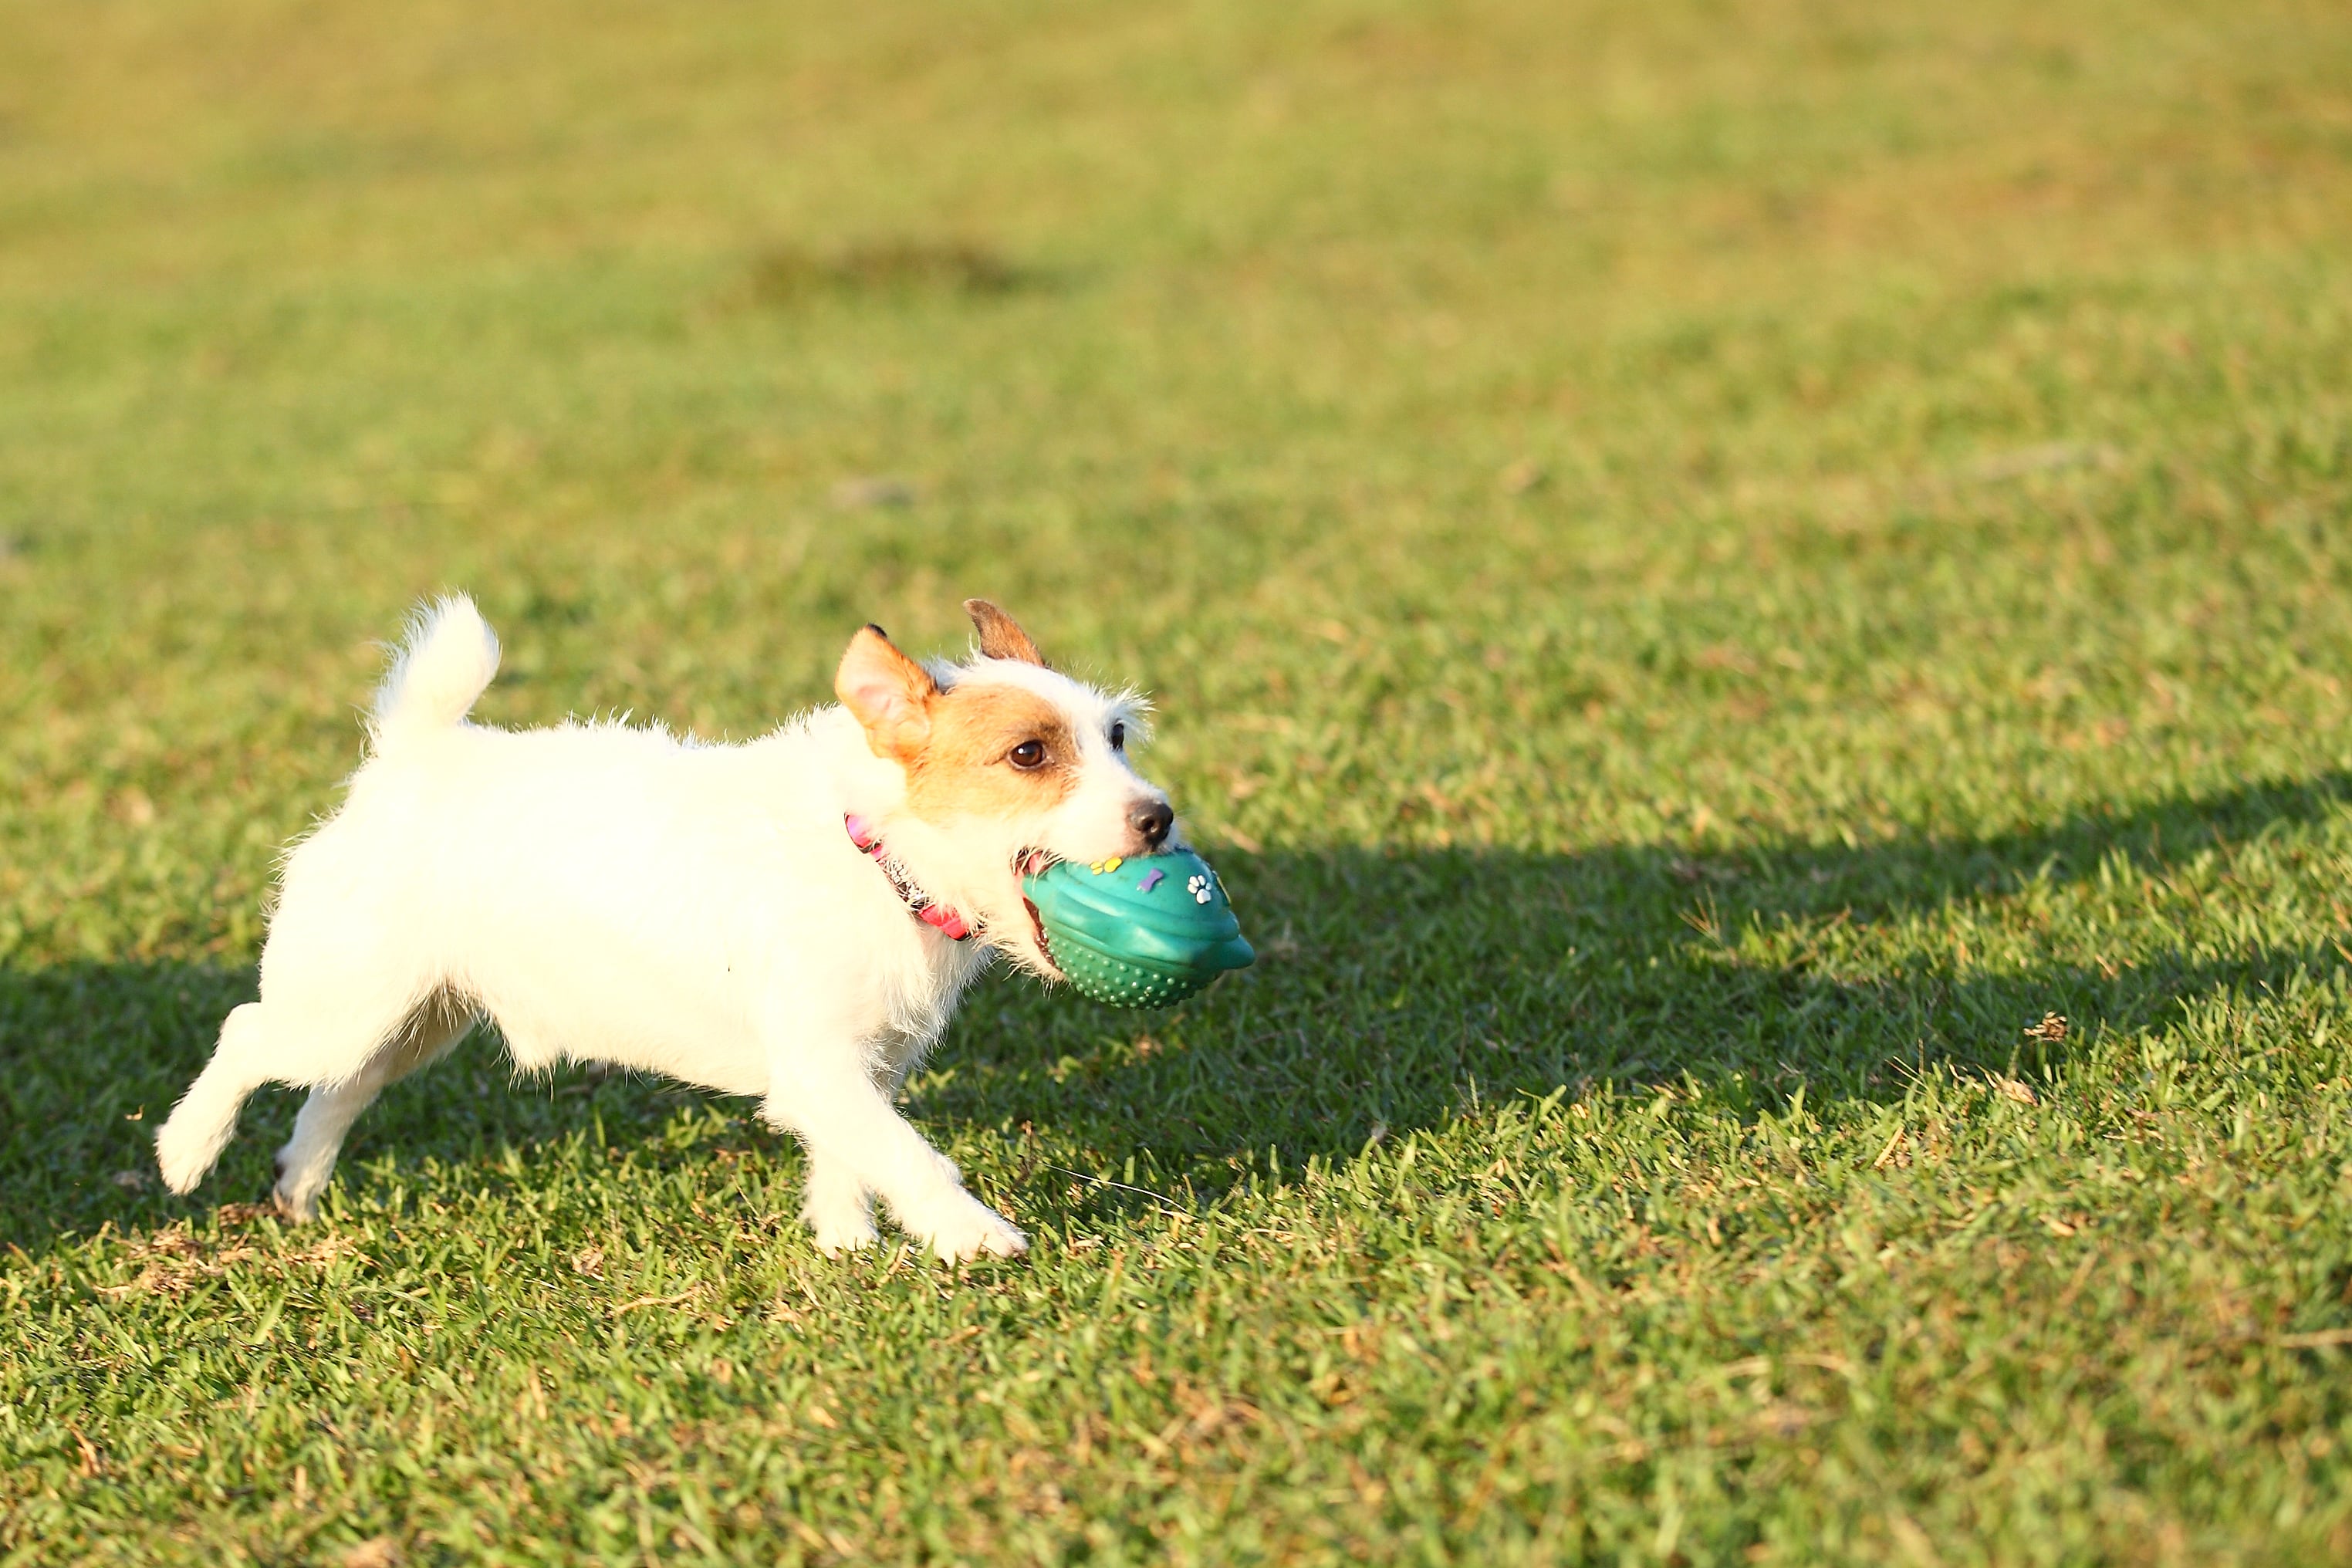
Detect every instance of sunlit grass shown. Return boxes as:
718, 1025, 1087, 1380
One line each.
4, 0, 2351, 1562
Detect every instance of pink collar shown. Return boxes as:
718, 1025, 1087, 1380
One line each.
844, 814, 973, 941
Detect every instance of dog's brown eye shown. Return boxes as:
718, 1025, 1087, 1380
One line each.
1008, 739, 1047, 770
1109, 721, 1126, 752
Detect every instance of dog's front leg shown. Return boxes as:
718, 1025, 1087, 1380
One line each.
799, 1147, 878, 1256
761, 1027, 1026, 1265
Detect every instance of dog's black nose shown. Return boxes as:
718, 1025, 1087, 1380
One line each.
1130, 799, 1174, 849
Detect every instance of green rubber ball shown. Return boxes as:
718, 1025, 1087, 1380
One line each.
1021, 848, 1255, 1008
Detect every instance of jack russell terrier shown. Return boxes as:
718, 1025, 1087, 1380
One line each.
157, 596, 1176, 1262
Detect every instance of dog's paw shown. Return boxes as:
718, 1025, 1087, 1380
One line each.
809, 1211, 880, 1257
801, 1163, 878, 1257
270, 1153, 325, 1223
154, 1119, 220, 1197
919, 1199, 1028, 1264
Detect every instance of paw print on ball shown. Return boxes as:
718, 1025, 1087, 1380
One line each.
1186, 874, 1213, 905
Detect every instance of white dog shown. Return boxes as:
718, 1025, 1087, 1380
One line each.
155, 596, 1175, 1261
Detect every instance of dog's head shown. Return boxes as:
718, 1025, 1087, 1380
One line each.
836, 600, 1173, 978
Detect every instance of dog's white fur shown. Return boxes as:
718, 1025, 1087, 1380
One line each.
154, 596, 1170, 1261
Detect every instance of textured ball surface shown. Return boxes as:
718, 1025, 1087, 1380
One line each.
1022, 849, 1254, 1009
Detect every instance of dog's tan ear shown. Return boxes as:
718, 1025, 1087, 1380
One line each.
964, 599, 1046, 666
836, 624, 938, 763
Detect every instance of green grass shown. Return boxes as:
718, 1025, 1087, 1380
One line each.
5, 0, 2352, 1561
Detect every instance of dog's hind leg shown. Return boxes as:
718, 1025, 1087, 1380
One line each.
156, 972, 447, 1206
272, 991, 477, 1220
155, 1001, 282, 1198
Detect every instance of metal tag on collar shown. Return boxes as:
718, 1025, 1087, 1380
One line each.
843, 814, 973, 942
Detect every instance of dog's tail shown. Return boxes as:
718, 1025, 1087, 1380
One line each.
370, 594, 500, 752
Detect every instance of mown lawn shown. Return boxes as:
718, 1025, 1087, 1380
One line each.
5, 0, 2352, 1562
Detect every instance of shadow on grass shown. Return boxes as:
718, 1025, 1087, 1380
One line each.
0, 958, 732, 1254
2, 770, 2345, 1251
938, 768, 2352, 1205
742, 238, 1063, 307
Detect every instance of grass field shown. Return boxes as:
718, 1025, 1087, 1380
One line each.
5, 0, 2352, 1561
